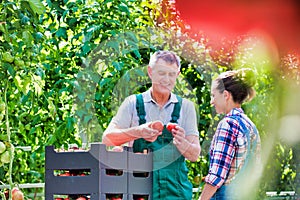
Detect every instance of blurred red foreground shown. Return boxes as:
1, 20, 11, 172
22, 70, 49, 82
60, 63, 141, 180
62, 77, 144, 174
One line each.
175, 0, 300, 53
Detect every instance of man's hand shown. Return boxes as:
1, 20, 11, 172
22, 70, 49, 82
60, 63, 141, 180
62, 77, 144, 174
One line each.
170, 124, 201, 162
137, 122, 162, 142
170, 124, 186, 146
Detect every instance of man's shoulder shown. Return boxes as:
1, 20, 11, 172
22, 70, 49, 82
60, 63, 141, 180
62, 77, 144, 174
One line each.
180, 97, 195, 105
121, 94, 138, 106
178, 97, 197, 112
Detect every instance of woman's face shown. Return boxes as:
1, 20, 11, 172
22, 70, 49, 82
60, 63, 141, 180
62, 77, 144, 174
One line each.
149, 59, 180, 95
210, 81, 227, 114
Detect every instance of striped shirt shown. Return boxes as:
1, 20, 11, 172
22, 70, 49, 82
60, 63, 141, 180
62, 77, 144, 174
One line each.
205, 108, 261, 188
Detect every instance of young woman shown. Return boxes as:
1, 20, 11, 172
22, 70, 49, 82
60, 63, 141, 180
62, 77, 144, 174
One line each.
200, 68, 261, 200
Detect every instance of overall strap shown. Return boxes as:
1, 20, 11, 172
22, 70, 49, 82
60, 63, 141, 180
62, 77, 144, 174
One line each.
170, 95, 182, 123
229, 115, 258, 176
238, 116, 258, 156
136, 94, 146, 125
133, 94, 147, 153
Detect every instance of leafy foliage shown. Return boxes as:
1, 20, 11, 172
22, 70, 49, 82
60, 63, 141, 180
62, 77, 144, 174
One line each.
0, 0, 298, 199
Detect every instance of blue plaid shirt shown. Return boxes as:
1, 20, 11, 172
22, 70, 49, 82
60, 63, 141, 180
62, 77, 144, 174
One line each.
205, 108, 261, 188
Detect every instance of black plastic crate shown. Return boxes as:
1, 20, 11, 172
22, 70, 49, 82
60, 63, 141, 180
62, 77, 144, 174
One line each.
45, 145, 100, 199
45, 143, 153, 200
100, 168, 128, 193
127, 149, 152, 172
127, 172, 152, 195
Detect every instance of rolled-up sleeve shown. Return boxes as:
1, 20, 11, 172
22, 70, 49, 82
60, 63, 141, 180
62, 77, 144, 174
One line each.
181, 99, 199, 137
109, 95, 137, 128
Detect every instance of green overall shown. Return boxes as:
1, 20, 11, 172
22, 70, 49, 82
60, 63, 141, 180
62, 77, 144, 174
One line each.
133, 94, 192, 200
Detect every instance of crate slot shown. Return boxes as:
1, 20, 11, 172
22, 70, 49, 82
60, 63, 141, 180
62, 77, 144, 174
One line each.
132, 194, 149, 200
53, 194, 90, 200
106, 193, 124, 200
54, 169, 91, 176
132, 172, 149, 178
106, 169, 123, 176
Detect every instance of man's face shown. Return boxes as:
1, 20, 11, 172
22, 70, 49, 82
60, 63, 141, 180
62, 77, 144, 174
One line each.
149, 59, 180, 94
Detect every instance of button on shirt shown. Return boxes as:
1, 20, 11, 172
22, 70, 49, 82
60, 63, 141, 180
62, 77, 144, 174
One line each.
205, 108, 261, 188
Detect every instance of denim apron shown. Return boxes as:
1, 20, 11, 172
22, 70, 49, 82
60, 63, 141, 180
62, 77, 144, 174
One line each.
133, 94, 192, 200
210, 115, 259, 200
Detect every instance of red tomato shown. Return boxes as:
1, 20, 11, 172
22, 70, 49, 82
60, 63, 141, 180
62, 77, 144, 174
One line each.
166, 123, 177, 132
59, 172, 71, 176
76, 197, 87, 200
12, 187, 20, 194
150, 120, 164, 132
12, 189, 24, 200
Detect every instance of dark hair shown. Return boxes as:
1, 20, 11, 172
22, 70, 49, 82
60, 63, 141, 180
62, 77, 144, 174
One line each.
215, 68, 256, 104
149, 50, 181, 70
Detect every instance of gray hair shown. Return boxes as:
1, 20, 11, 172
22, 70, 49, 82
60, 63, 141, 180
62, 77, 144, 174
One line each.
149, 50, 181, 70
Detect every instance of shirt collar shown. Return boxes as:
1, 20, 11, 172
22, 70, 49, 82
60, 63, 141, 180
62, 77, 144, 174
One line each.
226, 107, 244, 117
143, 89, 178, 104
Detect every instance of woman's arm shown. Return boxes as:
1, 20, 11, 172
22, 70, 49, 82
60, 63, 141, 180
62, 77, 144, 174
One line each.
199, 183, 218, 200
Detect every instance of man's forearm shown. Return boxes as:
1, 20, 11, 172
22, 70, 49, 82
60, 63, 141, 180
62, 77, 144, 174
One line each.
176, 135, 201, 161
102, 127, 140, 146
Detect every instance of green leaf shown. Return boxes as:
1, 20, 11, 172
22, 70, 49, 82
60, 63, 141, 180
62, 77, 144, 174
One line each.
7, 64, 16, 78
21, 15, 30, 24
133, 49, 141, 59
28, 0, 46, 15
22, 30, 34, 45
107, 40, 119, 52
55, 27, 67, 39
82, 42, 91, 55
118, 3, 130, 15
0, 135, 8, 141
47, 134, 56, 144
0, 23, 6, 33
112, 61, 121, 71
66, 117, 75, 132
47, 99, 56, 120
68, 18, 77, 27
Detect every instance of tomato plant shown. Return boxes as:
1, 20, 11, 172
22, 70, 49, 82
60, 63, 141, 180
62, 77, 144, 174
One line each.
0, 0, 298, 199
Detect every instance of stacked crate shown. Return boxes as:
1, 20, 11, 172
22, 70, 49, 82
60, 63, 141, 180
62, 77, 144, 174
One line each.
45, 143, 152, 200
127, 148, 152, 200
98, 144, 128, 200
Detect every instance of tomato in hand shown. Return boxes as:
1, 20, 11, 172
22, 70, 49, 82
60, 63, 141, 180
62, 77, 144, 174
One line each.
166, 123, 177, 132
150, 120, 164, 132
